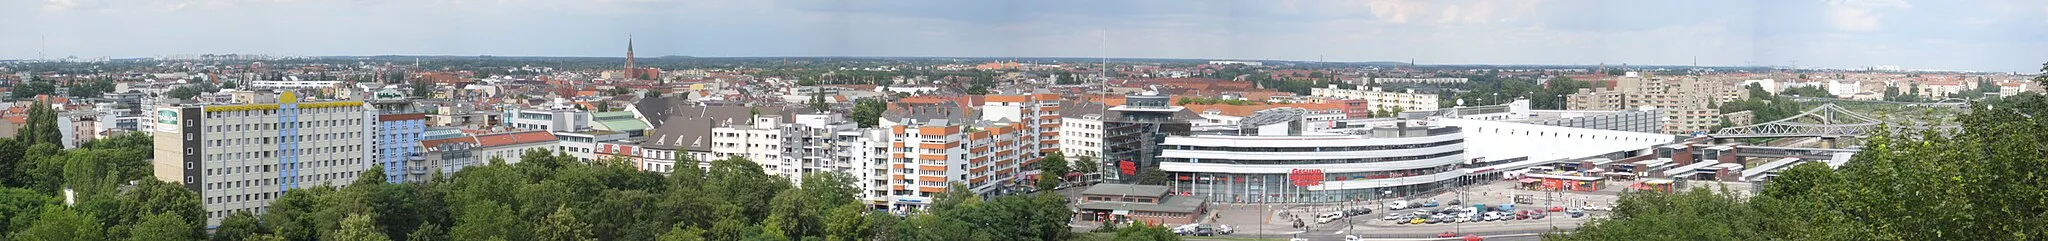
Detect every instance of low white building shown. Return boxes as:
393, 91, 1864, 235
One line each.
1309, 85, 1440, 112
1434, 118, 1673, 164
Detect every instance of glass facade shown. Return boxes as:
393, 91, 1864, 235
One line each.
1157, 128, 1467, 203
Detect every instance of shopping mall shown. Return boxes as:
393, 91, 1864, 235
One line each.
1156, 108, 1469, 203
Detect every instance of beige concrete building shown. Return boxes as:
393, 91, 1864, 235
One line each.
1567, 72, 1747, 134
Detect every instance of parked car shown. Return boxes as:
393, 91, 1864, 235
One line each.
1448, 199, 1462, 206
1388, 200, 1411, 210
1346, 208, 1372, 216
1515, 210, 1531, 220
1408, 217, 1426, 224
1317, 212, 1345, 224
1532, 211, 1548, 220
1423, 200, 1441, 207
1498, 204, 1516, 212
1549, 206, 1566, 212
1344, 235, 1363, 241
1194, 224, 1216, 236
1217, 224, 1234, 235
1384, 213, 1408, 221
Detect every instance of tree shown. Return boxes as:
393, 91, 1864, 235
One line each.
1072, 156, 1098, 184
326, 214, 391, 241
819, 203, 869, 241
450, 201, 523, 241
2035, 62, 2048, 85
1110, 223, 1179, 241
412, 82, 434, 99
1035, 152, 1070, 190
1555, 89, 2048, 240
536, 205, 594, 241
808, 91, 828, 111
211, 211, 265, 241
705, 156, 789, 222
126, 213, 193, 241
14, 206, 103, 241
1137, 168, 1168, 185
655, 224, 706, 241
0, 188, 57, 235
406, 223, 446, 241
850, 99, 887, 128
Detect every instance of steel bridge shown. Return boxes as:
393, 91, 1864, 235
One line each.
1710, 103, 1957, 141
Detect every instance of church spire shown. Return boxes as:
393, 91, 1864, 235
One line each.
624, 35, 637, 80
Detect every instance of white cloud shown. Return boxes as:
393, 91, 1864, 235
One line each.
41, 0, 104, 11
1822, 0, 1910, 32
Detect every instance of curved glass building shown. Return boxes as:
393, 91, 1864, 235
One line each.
1157, 108, 1467, 203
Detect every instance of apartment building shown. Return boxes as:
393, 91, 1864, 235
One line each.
1309, 85, 1440, 112
1594, 72, 1748, 134
411, 130, 560, 180
506, 108, 589, 133
876, 96, 1051, 211
712, 115, 788, 174
151, 91, 374, 226
1566, 89, 1625, 111
372, 113, 426, 183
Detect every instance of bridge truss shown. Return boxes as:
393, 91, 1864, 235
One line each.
1711, 103, 1899, 139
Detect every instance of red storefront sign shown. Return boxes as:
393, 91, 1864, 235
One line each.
1288, 169, 1325, 187
1118, 160, 1137, 175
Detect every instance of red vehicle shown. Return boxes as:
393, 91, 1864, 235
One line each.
1548, 206, 1565, 212
1437, 231, 1459, 238
1515, 210, 1530, 220
1463, 234, 1486, 241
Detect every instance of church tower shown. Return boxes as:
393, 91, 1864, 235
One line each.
624, 35, 636, 80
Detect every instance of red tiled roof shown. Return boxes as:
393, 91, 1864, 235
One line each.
476, 131, 557, 147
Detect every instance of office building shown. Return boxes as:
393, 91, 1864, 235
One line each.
151, 92, 373, 226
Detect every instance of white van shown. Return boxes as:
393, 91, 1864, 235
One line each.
1316, 211, 1345, 224
1387, 200, 1410, 210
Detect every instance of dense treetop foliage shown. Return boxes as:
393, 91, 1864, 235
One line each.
1550, 91, 2048, 240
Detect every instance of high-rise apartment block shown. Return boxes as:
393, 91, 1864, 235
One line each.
1566, 72, 1747, 134
152, 91, 373, 226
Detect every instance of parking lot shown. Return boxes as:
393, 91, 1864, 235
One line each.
1187, 180, 1623, 239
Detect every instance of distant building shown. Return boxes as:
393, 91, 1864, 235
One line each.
1206, 60, 1262, 66
1370, 77, 1467, 84
1309, 85, 1441, 112
506, 108, 589, 133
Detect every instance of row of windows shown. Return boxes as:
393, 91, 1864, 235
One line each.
206, 132, 360, 147
204, 119, 363, 132
203, 106, 362, 118
204, 157, 366, 178
1167, 139, 1462, 153
1160, 150, 1462, 165
211, 207, 266, 219
204, 145, 359, 161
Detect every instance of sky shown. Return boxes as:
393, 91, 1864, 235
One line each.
4, 0, 2046, 72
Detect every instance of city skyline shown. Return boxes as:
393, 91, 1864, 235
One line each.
6, 0, 2047, 72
